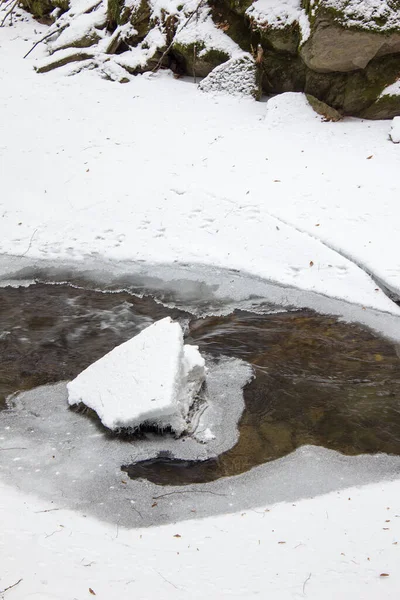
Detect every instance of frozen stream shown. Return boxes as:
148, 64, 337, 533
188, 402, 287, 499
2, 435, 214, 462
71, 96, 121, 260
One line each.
1, 271, 400, 527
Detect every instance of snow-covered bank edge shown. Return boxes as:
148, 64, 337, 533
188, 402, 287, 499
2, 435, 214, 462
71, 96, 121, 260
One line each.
1, 255, 400, 344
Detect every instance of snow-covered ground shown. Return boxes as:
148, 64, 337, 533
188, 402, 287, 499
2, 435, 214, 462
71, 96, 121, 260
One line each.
1, 12, 400, 600
1, 15, 400, 314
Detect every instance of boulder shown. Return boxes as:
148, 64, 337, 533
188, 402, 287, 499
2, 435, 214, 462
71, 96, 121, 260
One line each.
199, 54, 260, 98
301, 2, 400, 73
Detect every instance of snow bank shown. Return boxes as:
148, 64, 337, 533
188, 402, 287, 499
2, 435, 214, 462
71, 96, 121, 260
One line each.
67, 317, 206, 433
390, 117, 400, 144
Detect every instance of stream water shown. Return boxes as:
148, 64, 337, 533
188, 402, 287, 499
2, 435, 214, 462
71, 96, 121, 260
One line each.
1, 282, 400, 486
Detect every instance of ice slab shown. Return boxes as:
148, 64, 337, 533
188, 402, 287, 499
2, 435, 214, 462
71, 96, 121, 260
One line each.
67, 317, 205, 433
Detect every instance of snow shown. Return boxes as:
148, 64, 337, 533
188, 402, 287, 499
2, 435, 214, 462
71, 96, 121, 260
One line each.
322, 0, 400, 31
68, 317, 205, 433
2, 475, 400, 599
1, 13, 400, 599
390, 117, 400, 144
380, 78, 400, 98
173, 2, 245, 59
246, 0, 311, 42
247, 0, 303, 28
199, 56, 257, 98
0, 19, 399, 314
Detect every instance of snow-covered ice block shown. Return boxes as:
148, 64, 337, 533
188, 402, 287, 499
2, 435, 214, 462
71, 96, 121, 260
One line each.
67, 317, 206, 434
389, 117, 400, 143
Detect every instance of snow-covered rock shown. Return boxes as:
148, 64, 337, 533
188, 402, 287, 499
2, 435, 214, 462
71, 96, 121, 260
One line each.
199, 56, 259, 99
390, 116, 400, 144
67, 317, 206, 434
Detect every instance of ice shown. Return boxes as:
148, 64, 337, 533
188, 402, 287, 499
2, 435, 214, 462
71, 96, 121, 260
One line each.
390, 116, 400, 144
67, 317, 206, 433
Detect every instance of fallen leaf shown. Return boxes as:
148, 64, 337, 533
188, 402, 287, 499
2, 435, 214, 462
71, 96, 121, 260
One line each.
89, 588, 96, 595
367, 155, 373, 159
309, 261, 314, 267
151, 502, 158, 508
315, 223, 320, 227
278, 541, 286, 544
174, 534, 181, 538
273, 179, 281, 182
380, 573, 390, 577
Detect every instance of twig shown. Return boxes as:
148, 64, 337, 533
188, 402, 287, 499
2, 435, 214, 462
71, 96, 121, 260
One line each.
154, 569, 180, 590
0, 579, 23, 595
0, 447, 27, 450
19, 228, 38, 257
34, 507, 61, 513
153, 0, 206, 72
303, 573, 312, 595
153, 489, 227, 500
0, 0, 18, 27
23, 23, 69, 59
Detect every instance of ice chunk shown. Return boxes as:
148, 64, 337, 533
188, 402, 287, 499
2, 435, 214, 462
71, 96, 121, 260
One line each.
390, 117, 400, 144
67, 317, 205, 434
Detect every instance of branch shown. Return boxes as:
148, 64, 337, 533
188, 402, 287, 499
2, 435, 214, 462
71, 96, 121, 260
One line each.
152, 0, 206, 72
0, 0, 18, 27
23, 23, 69, 59
0, 579, 23, 595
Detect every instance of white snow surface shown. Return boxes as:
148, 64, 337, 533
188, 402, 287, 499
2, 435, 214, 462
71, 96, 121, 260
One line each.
1, 14, 400, 600
247, 0, 302, 28
1, 18, 400, 314
246, 0, 311, 43
322, 0, 400, 31
390, 116, 400, 144
2, 477, 400, 599
381, 78, 400, 98
199, 56, 257, 98
68, 317, 205, 432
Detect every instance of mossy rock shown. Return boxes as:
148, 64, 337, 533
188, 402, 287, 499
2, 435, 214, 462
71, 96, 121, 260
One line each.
342, 54, 400, 115
306, 0, 400, 34
172, 42, 230, 78
252, 21, 301, 55
306, 93, 342, 120
218, 0, 253, 16
305, 68, 347, 109
107, 0, 125, 26
359, 93, 400, 120
261, 51, 306, 94
35, 49, 95, 73
20, 0, 57, 19
300, 8, 400, 73
209, 1, 255, 52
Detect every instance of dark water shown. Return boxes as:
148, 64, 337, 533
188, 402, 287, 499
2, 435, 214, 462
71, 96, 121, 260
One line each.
1, 283, 400, 485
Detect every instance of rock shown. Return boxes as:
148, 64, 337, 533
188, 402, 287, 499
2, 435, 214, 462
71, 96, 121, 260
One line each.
172, 42, 231, 79
35, 48, 95, 73
246, 0, 306, 55
359, 93, 400, 120
306, 94, 342, 121
199, 54, 260, 98
301, 3, 400, 73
